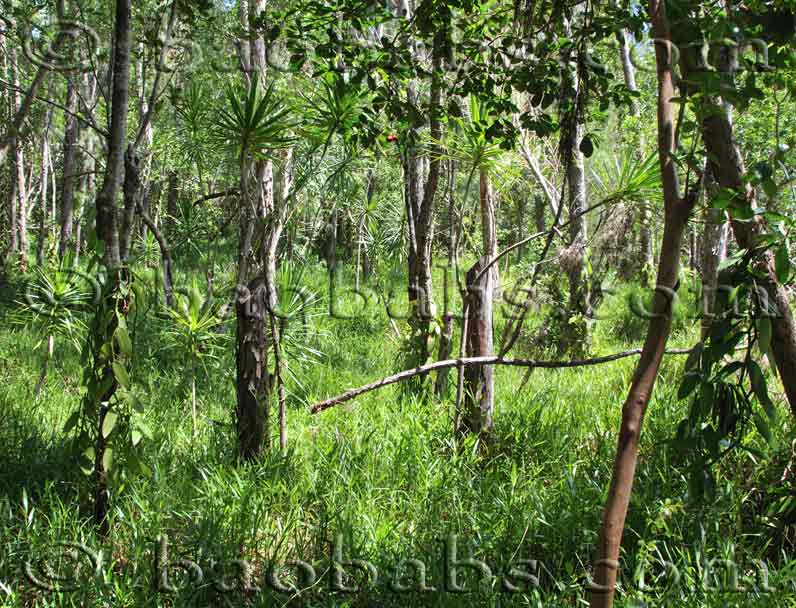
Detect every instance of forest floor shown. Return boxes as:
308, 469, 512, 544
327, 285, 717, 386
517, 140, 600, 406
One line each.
0, 262, 795, 607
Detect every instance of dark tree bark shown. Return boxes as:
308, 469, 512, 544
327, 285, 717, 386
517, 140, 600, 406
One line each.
534, 193, 545, 234
120, 145, 141, 260
461, 256, 494, 441
90, 0, 133, 536
402, 20, 445, 370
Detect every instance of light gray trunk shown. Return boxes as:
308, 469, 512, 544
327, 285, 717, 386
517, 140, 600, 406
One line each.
59, 78, 80, 259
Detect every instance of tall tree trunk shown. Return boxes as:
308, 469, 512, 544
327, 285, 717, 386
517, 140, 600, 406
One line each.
165, 171, 178, 238
120, 145, 141, 260
399, 5, 444, 372
435, 160, 458, 396
618, 24, 654, 275
479, 168, 499, 290
36, 101, 54, 266
6, 136, 19, 255
0, 16, 65, 167
89, 0, 132, 537
461, 256, 494, 440
560, 14, 589, 350
6, 29, 27, 267
693, 66, 796, 419
590, 3, 697, 605
58, 78, 79, 259
235, 0, 277, 461
699, 170, 728, 339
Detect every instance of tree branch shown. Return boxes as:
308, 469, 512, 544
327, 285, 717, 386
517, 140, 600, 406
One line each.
311, 348, 692, 414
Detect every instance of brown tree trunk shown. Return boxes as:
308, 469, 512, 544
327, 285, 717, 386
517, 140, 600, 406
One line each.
402, 15, 444, 371
560, 14, 589, 333
590, 3, 697, 605
461, 256, 494, 441
236, 277, 271, 459
699, 171, 728, 339
697, 89, 796, 419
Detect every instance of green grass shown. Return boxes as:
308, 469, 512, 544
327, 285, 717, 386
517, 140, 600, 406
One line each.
0, 261, 794, 607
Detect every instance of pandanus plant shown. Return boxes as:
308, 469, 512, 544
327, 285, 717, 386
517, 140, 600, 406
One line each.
11, 263, 92, 396
160, 283, 225, 439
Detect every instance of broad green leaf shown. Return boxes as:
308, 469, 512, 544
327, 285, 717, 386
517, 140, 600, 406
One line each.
684, 342, 703, 373
112, 362, 130, 388
115, 327, 132, 356
63, 410, 80, 433
132, 429, 143, 447
678, 372, 700, 400
753, 412, 772, 445
102, 411, 119, 438
102, 448, 114, 472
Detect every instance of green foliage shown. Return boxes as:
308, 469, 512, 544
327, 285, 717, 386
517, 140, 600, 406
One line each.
10, 263, 92, 353
672, 248, 784, 501
211, 73, 296, 164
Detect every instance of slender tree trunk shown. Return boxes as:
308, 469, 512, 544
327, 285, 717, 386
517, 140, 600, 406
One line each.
36, 102, 53, 266
120, 145, 141, 260
59, 78, 79, 259
560, 14, 589, 350
137, 202, 174, 307
694, 73, 796, 419
400, 8, 444, 371
435, 160, 457, 396
590, 3, 697, 605
461, 256, 494, 441
699, 170, 728, 339
6, 137, 19, 255
0, 17, 65, 167
479, 168, 499, 290
235, 0, 277, 461
534, 193, 545, 234
165, 171, 178, 238
90, 0, 132, 537
618, 26, 654, 275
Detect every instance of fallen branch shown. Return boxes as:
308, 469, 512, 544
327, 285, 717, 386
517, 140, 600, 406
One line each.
311, 348, 692, 414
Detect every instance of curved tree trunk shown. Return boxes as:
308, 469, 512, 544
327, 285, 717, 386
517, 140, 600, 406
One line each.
590, 3, 697, 605
699, 97, 796, 419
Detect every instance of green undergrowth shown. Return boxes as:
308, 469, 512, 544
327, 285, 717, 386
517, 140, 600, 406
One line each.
0, 262, 794, 607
